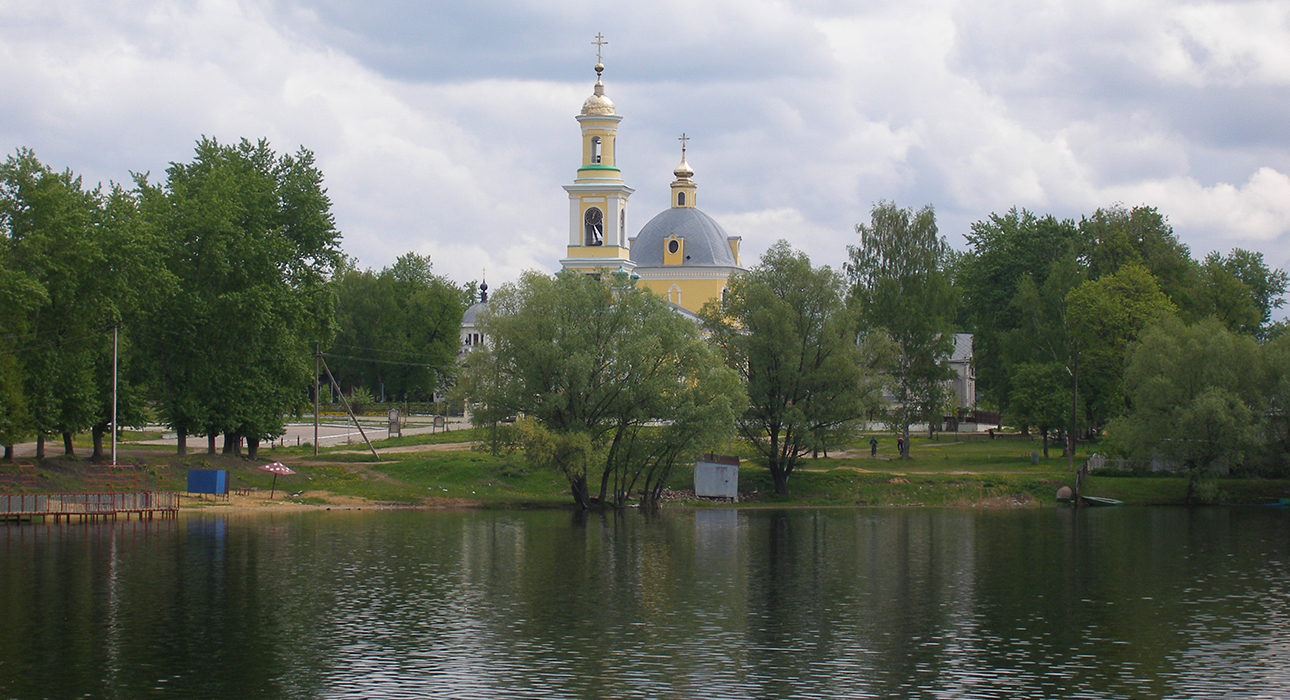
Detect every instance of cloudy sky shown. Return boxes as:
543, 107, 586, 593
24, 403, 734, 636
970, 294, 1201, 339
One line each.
2, 0, 1288, 288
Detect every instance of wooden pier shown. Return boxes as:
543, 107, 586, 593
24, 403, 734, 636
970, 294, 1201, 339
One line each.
1, 492, 179, 523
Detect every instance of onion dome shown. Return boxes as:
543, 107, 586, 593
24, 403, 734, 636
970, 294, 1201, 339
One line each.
581, 62, 616, 116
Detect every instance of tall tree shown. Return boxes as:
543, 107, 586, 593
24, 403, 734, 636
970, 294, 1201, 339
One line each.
1066, 264, 1176, 431
328, 253, 467, 402
0, 150, 105, 457
847, 202, 957, 457
463, 271, 740, 509
142, 138, 341, 457
959, 208, 1080, 412
703, 241, 885, 495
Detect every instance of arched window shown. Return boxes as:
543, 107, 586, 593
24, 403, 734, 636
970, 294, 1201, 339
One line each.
584, 207, 604, 246
620, 209, 625, 242
591, 137, 602, 164
668, 285, 682, 306
677, 192, 686, 206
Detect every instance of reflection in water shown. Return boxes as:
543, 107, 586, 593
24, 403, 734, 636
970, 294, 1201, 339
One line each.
0, 507, 1287, 699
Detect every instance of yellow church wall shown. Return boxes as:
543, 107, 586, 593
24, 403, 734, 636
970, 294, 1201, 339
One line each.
582, 131, 617, 167
638, 277, 729, 314
567, 244, 631, 259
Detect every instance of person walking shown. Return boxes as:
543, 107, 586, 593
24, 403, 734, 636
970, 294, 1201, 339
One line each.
869, 437, 878, 457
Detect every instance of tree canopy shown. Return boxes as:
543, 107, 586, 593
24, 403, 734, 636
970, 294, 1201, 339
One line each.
328, 253, 468, 402
140, 137, 341, 457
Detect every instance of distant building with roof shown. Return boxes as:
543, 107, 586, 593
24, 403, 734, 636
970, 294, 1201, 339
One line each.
948, 333, 975, 410
459, 279, 488, 355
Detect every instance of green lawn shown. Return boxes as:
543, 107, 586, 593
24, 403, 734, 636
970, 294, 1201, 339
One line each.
6, 429, 1290, 509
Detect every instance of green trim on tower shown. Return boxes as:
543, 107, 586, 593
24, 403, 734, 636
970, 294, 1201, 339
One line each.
577, 165, 622, 172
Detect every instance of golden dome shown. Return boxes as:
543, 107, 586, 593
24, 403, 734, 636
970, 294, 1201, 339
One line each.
673, 154, 694, 180
581, 62, 616, 116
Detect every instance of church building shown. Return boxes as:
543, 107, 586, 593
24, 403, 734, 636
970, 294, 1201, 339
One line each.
462, 41, 746, 355
559, 46, 744, 315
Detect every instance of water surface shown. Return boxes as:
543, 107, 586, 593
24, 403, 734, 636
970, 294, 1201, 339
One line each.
1, 507, 1287, 699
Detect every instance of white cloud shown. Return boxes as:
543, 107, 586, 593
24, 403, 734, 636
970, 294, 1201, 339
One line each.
1, 0, 1288, 287
1155, 1, 1290, 86
1105, 167, 1290, 247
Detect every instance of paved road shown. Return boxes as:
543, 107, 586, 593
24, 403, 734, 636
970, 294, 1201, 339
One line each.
4, 416, 473, 458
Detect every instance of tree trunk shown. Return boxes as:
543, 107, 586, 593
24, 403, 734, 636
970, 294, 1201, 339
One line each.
207, 434, 217, 455
91, 425, 105, 462
222, 433, 235, 455
247, 438, 260, 460
3, 445, 11, 460
36, 435, 45, 459
234, 434, 243, 456
902, 425, 911, 459
597, 462, 612, 503
1042, 430, 1049, 459
771, 465, 790, 495
176, 429, 187, 456
63, 432, 75, 456
569, 475, 591, 509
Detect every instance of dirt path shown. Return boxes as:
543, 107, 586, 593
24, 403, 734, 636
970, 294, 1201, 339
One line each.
324, 441, 479, 456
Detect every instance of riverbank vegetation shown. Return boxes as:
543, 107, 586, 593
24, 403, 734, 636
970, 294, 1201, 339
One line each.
6, 430, 1288, 509
3, 141, 1288, 510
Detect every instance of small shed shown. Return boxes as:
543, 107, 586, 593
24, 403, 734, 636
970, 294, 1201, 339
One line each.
694, 454, 739, 500
187, 469, 229, 496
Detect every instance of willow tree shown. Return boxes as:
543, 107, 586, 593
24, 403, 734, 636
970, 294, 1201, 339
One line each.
462, 270, 741, 509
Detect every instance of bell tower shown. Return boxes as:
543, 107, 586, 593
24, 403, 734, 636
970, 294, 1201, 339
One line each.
560, 34, 635, 275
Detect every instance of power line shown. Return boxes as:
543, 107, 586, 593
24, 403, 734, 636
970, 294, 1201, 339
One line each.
321, 352, 450, 370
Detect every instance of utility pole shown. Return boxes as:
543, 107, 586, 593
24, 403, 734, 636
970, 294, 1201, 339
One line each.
111, 326, 118, 466
314, 341, 320, 456
1070, 349, 1080, 505
320, 357, 380, 461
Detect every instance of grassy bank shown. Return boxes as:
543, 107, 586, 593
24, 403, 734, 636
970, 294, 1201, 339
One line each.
4, 431, 1289, 509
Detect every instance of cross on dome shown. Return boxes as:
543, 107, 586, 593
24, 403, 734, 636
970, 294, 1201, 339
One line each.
592, 33, 608, 64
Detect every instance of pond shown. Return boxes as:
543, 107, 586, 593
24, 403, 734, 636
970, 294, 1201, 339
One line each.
1, 506, 1287, 699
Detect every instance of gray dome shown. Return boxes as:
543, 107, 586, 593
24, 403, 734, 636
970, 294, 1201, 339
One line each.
631, 208, 738, 267
462, 301, 488, 327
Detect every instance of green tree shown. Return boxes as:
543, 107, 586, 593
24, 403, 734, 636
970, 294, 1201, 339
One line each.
1193, 249, 1288, 338
1067, 264, 1176, 431
959, 208, 1081, 412
464, 271, 740, 509
704, 241, 884, 494
328, 253, 467, 402
0, 150, 107, 458
847, 202, 957, 456
1007, 362, 1072, 457
1109, 317, 1261, 500
142, 138, 341, 458
1079, 204, 1195, 311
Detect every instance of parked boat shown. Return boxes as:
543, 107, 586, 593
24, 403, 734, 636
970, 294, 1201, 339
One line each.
1080, 495, 1124, 507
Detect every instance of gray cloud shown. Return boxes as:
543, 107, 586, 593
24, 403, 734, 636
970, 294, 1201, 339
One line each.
0, 0, 1287, 293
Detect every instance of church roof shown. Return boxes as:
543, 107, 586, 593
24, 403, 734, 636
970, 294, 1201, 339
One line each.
631, 208, 739, 268
462, 301, 488, 328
